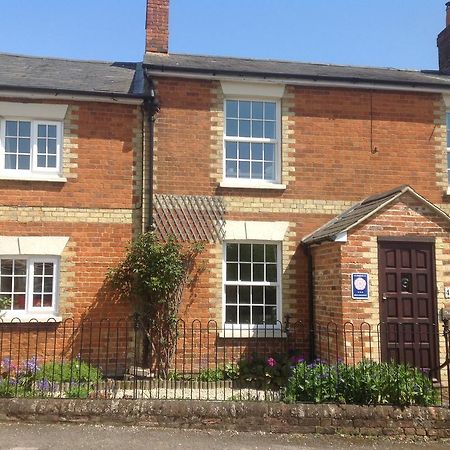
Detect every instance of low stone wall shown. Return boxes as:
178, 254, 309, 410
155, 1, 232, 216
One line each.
0, 399, 449, 439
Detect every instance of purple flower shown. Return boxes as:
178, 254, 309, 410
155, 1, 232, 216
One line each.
23, 356, 38, 372
267, 357, 277, 367
291, 355, 305, 364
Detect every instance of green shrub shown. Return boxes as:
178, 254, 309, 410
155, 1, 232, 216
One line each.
284, 359, 439, 407
237, 353, 294, 390
36, 359, 102, 384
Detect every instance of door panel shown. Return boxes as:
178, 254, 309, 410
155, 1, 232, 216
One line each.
378, 241, 438, 373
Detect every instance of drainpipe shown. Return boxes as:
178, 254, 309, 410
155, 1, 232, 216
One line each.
142, 77, 159, 233
303, 243, 316, 361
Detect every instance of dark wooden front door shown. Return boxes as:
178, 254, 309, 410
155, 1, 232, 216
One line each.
378, 241, 438, 372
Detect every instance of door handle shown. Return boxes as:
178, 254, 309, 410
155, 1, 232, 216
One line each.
382, 293, 388, 301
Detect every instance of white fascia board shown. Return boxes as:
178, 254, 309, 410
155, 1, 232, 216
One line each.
334, 231, 348, 242
0, 236, 69, 256
0, 102, 68, 120
151, 70, 450, 94
0, 91, 142, 105
224, 221, 289, 241
221, 81, 285, 98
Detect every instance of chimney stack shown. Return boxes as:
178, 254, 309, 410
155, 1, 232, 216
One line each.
438, 2, 450, 73
146, 0, 169, 54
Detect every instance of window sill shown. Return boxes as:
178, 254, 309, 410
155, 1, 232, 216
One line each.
219, 180, 286, 190
218, 329, 286, 338
0, 312, 63, 323
0, 174, 67, 183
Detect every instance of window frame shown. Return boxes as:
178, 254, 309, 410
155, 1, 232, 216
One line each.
0, 256, 59, 316
223, 98, 282, 186
0, 118, 63, 178
222, 240, 282, 329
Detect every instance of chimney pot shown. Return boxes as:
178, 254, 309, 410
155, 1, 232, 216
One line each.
146, 0, 169, 54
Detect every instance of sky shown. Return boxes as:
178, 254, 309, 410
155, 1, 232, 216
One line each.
0, 0, 447, 70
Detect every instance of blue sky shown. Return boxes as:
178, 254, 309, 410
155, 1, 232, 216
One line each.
0, 0, 446, 70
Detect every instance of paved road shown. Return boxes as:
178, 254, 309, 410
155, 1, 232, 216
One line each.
0, 423, 448, 450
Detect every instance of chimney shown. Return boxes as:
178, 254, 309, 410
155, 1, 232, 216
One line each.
438, 2, 450, 73
146, 0, 169, 54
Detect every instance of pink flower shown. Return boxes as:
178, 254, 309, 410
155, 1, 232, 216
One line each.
267, 357, 277, 367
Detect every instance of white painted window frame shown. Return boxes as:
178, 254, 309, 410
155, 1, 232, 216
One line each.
0, 118, 64, 181
222, 97, 282, 187
222, 240, 282, 330
0, 256, 60, 316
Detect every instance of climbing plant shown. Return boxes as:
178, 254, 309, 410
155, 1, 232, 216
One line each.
107, 231, 204, 374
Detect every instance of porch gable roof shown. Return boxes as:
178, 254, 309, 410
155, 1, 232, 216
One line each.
301, 185, 450, 245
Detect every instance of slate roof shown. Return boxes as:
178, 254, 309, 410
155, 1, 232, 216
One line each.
302, 185, 450, 245
0, 53, 142, 98
144, 53, 450, 90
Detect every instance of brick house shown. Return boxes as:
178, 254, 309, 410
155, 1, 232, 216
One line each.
143, 0, 450, 376
0, 54, 146, 362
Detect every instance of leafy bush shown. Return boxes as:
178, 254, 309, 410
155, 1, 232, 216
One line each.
197, 364, 239, 382
237, 353, 301, 390
0, 356, 102, 398
284, 359, 439, 406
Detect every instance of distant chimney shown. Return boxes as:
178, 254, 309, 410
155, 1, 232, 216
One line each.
146, 0, 169, 54
438, 2, 450, 73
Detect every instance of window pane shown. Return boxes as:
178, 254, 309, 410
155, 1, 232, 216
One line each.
225, 306, 237, 324
18, 155, 30, 170
44, 278, 53, 293
266, 245, 277, 262
226, 160, 237, 178
43, 294, 53, 307
239, 119, 251, 137
265, 306, 277, 325
47, 156, 57, 168
252, 120, 263, 138
34, 263, 43, 275
264, 121, 276, 139
253, 264, 264, 281
15, 277, 26, 292
226, 119, 238, 136
226, 100, 238, 118
33, 294, 42, 307
240, 263, 251, 281
5, 121, 17, 136
251, 162, 263, 179
238, 161, 250, 178
240, 244, 251, 262
252, 102, 263, 119
252, 285, 264, 303
239, 101, 251, 119
264, 143, 275, 161
48, 125, 57, 139
19, 139, 31, 154
226, 263, 238, 281
226, 243, 238, 261
38, 124, 47, 138
14, 260, 27, 275
225, 141, 238, 159
0, 295, 11, 310
4, 154, 16, 169
225, 285, 237, 304
264, 102, 276, 120
1, 260, 13, 275
37, 139, 47, 153
252, 244, 264, 262
238, 285, 250, 304
13, 294, 25, 310
0, 276, 12, 292
5, 137, 17, 152
253, 306, 264, 324
33, 277, 43, 292
37, 156, 47, 168
239, 142, 250, 160
265, 286, 277, 305
266, 264, 277, 282
251, 143, 263, 160
48, 139, 57, 154
264, 162, 275, 181
19, 121, 31, 136
239, 306, 250, 324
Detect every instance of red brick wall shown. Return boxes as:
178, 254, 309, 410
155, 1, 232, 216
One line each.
146, 0, 169, 53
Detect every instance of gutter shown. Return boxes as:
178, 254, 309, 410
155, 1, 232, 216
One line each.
145, 67, 450, 94
141, 71, 160, 233
302, 242, 316, 361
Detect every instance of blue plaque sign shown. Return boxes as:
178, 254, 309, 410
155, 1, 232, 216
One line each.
351, 273, 369, 299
